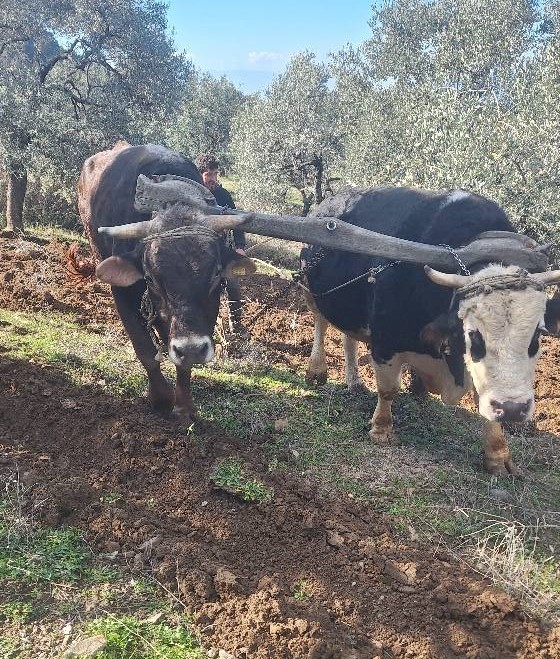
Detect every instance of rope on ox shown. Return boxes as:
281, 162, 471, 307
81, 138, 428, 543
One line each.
140, 289, 167, 362
455, 269, 546, 300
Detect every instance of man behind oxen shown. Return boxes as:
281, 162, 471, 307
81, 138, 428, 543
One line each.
195, 154, 249, 336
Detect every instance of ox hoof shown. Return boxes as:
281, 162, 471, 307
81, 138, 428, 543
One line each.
150, 396, 175, 415
171, 406, 199, 426
369, 427, 398, 446
484, 456, 524, 478
305, 369, 328, 386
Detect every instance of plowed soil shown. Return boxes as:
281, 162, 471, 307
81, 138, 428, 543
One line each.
1, 236, 559, 658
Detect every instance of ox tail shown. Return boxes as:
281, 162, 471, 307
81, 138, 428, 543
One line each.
66, 242, 97, 280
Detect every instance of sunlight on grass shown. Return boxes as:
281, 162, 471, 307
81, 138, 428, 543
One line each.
0, 308, 145, 396
27, 224, 88, 245
1, 305, 559, 620
86, 615, 204, 659
0, 476, 205, 658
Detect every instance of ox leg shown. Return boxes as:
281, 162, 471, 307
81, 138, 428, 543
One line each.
174, 367, 199, 424
369, 360, 401, 445
111, 286, 174, 413
342, 334, 366, 391
483, 421, 522, 477
304, 291, 328, 386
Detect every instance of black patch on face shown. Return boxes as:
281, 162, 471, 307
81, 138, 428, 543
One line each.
468, 329, 486, 362
444, 314, 466, 387
528, 325, 541, 357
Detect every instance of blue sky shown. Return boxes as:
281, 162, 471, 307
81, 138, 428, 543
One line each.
166, 1, 375, 92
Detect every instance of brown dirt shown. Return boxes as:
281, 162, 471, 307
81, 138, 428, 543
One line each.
1, 236, 559, 659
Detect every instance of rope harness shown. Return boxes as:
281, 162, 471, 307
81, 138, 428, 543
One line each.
455, 269, 546, 301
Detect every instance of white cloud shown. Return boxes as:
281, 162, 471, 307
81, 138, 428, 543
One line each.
247, 51, 288, 65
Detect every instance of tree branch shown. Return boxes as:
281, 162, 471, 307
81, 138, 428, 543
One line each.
38, 38, 80, 83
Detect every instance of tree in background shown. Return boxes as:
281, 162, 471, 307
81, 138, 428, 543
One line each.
166, 72, 245, 170
0, 0, 191, 232
231, 52, 342, 215
331, 0, 560, 246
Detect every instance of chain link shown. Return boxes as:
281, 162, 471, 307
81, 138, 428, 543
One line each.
438, 244, 471, 275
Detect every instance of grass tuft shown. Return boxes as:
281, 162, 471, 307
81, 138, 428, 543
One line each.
86, 615, 204, 659
211, 458, 273, 503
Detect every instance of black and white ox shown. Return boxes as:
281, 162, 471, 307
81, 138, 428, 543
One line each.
302, 187, 560, 476
77, 142, 255, 421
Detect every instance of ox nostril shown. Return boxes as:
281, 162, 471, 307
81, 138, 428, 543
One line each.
490, 400, 504, 417
500, 400, 531, 423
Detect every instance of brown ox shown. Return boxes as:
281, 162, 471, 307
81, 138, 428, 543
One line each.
78, 143, 255, 421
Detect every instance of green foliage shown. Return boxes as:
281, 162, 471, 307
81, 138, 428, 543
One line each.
231, 52, 342, 214
86, 615, 204, 659
211, 458, 274, 503
330, 0, 560, 249
292, 579, 313, 601
166, 72, 245, 169
0, 0, 192, 226
0, 601, 37, 624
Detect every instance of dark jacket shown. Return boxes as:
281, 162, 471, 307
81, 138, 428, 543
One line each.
212, 184, 246, 250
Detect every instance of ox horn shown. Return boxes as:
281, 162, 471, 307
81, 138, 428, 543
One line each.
424, 266, 474, 289
98, 218, 161, 239
529, 270, 560, 286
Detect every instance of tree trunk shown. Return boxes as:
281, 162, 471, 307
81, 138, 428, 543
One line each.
300, 190, 313, 217
313, 155, 324, 206
6, 163, 27, 233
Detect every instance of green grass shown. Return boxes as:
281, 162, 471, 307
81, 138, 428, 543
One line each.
0, 479, 205, 658
292, 579, 313, 602
86, 615, 204, 659
211, 458, 273, 503
26, 224, 88, 245
0, 308, 146, 397
0, 526, 92, 585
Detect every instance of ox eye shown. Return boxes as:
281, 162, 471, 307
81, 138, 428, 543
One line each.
468, 329, 486, 362
529, 324, 545, 357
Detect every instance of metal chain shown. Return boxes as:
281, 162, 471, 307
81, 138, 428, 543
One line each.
438, 243, 471, 275
293, 245, 402, 298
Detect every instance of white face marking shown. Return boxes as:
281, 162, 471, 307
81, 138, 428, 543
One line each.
458, 265, 546, 422
169, 335, 215, 366
440, 190, 471, 210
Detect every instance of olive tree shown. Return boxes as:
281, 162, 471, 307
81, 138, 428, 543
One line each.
332, 0, 560, 246
166, 72, 245, 169
0, 0, 191, 231
231, 52, 342, 215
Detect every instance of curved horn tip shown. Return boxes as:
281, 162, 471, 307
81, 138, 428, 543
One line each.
424, 266, 472, 289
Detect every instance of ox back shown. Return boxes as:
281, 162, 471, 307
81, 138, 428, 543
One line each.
304, 187, 514, 368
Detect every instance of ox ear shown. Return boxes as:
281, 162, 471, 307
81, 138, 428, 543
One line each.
545, 295, 560, 335
222, 249, 257, 278
96, 255, 143, 287
420, 313, 455, 357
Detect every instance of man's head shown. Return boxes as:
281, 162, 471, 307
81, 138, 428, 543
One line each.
195, 154, 220, 191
